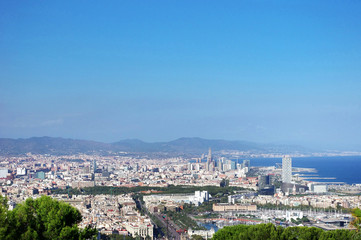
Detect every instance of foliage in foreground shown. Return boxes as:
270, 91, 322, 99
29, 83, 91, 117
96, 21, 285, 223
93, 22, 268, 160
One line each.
212, 223, 361, 240
0, 195, 97, 240
352, 208, 361, 232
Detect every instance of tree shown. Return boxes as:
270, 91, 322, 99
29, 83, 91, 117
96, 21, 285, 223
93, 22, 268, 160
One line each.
351, 208, 361, 232
0, 195, 8, 234
280, 226, 323, 240
0, 195, 97, 240
212, 224, 249, 240
213, 223, 361, 240
240, 223, 276, 240
319, 229, 356, 240
213, 224, 324, 240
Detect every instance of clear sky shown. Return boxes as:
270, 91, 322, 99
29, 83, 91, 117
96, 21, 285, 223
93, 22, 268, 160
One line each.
1, 1, 360, 150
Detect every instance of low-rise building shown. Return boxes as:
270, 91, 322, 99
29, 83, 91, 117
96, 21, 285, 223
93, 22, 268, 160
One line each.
213, 203, 257, 212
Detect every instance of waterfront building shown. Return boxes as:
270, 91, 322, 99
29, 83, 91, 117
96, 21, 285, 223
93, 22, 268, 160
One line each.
281, 182, 308, 195
286, 211, 303, 221
230, 160, 237, 170
309, 183, 328, 193
282, 156, 292, 183
188, 228, 215, 239
242, 159, 250, 169
212, 203, 257, 212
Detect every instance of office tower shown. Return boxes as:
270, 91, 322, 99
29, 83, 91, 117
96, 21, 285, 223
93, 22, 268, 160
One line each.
188, 163, 194, 171
217, 159, 223, 171
230, 160, 236, 170
258, 175, 271, 189
242, 159, 250, 169
282, 156, 292, 183
207, 148, 212, 163
93, 160, 97, 174
92, 159, 97, 186
206, 148, 213, 171
135, 163, 139, 172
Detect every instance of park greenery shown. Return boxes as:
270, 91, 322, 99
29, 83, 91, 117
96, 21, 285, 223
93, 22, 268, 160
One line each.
163, 210, 205, 230
212, 223, 361, 240
182, 202, 214, 214
51, 185, 247, 197
191, 235, 205, 240
0, 195, 97, 240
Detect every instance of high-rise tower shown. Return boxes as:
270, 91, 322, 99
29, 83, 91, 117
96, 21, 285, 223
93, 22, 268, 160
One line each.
282, 156, 292, 183
207, 148, 212, 163
206, 148, 213, 171
93, 159, 97, 174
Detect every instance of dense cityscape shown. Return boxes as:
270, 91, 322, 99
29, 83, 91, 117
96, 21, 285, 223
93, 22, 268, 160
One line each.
1, 148, 361, 239
2, 1, 361, 239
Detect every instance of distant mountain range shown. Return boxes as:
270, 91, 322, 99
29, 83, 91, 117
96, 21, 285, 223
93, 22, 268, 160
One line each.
0, 136, 311, 156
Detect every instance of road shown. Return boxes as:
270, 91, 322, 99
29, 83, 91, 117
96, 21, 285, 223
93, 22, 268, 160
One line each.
134, 196, 181, 239
154, 213, 182, 240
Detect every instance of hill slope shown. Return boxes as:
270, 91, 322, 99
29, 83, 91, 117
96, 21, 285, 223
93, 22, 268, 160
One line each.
0, 136, 309, 156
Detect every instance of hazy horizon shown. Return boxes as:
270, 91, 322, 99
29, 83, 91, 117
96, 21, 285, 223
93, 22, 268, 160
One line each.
1, 135, 360, 152
1, 1, 361, 151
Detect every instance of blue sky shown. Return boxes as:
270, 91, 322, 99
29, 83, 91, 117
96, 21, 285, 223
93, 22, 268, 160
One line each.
1, 1, 360, 150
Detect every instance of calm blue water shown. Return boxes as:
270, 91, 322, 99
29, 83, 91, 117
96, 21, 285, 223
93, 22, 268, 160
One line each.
239, 156, 361, 185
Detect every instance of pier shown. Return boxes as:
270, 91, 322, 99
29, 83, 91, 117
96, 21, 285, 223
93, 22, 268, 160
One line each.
304, 177, 336, 180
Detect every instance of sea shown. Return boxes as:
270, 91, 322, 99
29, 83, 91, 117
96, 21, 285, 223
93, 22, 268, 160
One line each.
240, 156, 361, 185
196, 156, 361, 232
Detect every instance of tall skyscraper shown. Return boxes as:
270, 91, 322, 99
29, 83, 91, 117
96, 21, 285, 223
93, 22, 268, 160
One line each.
242, 159, 250, 169
282, 156, 292, 183
206, 148, 214, 171
93, 159, 97, 174
207, 148, 212, 163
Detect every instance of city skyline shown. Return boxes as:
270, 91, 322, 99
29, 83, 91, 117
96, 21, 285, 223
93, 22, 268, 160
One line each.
1, 1, 361, 150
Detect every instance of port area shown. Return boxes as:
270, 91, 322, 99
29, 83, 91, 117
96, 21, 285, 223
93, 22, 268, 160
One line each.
293, 168, 343, 184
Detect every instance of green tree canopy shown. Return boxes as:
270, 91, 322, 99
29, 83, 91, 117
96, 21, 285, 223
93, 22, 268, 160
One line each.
212, 223, 361, 240
0, 195, 96, 240
191, 234, 205, 240
352, 208, 361, 232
